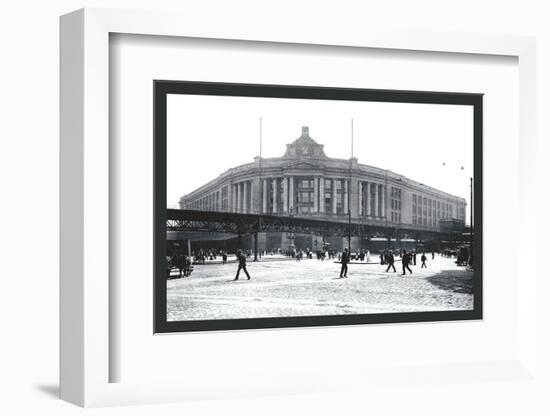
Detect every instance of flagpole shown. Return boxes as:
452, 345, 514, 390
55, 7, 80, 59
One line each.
351, 118, 354, 158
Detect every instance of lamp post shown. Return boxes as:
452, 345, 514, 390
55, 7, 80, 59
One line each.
469, 176, 473, 268
442, 162, 473, 268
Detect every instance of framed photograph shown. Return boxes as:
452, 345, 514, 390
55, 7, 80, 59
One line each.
60, 7, 537, 408
154, 81, 482, 333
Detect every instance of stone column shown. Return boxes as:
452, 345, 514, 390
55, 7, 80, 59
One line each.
283, 177, 288, 213
350, 178, 359, 218
262, 179, 267, 213
235, 183, 241, 212
344, 180, 349, 214
233, 185, 237, 213
243, 181, 250, 212
244, 182, 249, 213
380, 185, 386, 217
374, 183, 379, 217
358, 181, 363, 216
244, 182, 248, 213
332, 179, 337, 214
237, 182, 244, 212
251, 181, 255, 213
366, 182, 371, 216
272, 178, 278, 213
247, 181, 252, 213
242, 181, 248, 212
319, 177, 325, 213
313, 177, 319, 212
243, 183, 246, 212
289, 177, 294, 214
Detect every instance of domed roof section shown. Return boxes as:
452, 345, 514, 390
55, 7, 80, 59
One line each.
282, 126, 328, 159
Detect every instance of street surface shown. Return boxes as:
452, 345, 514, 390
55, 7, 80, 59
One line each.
167, 254, 474, 321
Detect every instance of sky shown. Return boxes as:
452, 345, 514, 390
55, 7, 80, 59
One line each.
167, 94, 474, 216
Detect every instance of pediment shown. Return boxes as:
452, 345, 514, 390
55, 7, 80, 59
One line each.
282, 126, 329, 159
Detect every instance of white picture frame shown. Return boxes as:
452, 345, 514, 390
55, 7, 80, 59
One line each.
60, 7, 537, 407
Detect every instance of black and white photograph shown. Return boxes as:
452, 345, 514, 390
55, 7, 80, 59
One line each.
154, 81, 482, 332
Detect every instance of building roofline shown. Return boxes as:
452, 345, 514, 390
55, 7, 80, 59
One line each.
179, 157, 466, 203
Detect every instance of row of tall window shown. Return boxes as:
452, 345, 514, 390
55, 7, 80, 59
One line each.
412, 194, 455, 227
390, 187, 401, 223
188, 180, 465, 226
265, 177, 348, 215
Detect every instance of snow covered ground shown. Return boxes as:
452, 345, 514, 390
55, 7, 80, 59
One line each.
167, 254, 474, 321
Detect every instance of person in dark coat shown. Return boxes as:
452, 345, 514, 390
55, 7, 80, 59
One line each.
222, 252, 227, 264
412, 251, 417, 266
172, 251, 185, 278
402, 250, 413, 275
233, 250, 251, 280
339, 248, 350, 278
421, 253, 428, 268
385, 251, 396, 272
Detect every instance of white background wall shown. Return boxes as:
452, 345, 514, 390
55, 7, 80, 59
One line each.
0, 1, 548, 415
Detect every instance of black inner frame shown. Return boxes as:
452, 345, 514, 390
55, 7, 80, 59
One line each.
154, 80, 483, 334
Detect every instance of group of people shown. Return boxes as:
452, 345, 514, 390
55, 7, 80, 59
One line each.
339, 250, 371, 263
382, 249, 430, 275
166, 252, 193, 279
173, 245, 439, 282
316, 250, 337, 261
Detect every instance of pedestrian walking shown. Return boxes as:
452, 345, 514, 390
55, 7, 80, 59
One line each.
339, 248, 350, 278
421, 253, 428, 268
402, 250, 413, 275
432, 250, 435, 260
222, 252, 227, 264
413, 251, 417, 266
385, 251, 396, 272
173, 251, 186, 278
233, 250, 251, 280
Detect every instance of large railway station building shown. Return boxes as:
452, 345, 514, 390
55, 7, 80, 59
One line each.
179, 126, 466, 252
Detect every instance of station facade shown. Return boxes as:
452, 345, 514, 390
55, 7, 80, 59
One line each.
179, 127, 466, 252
